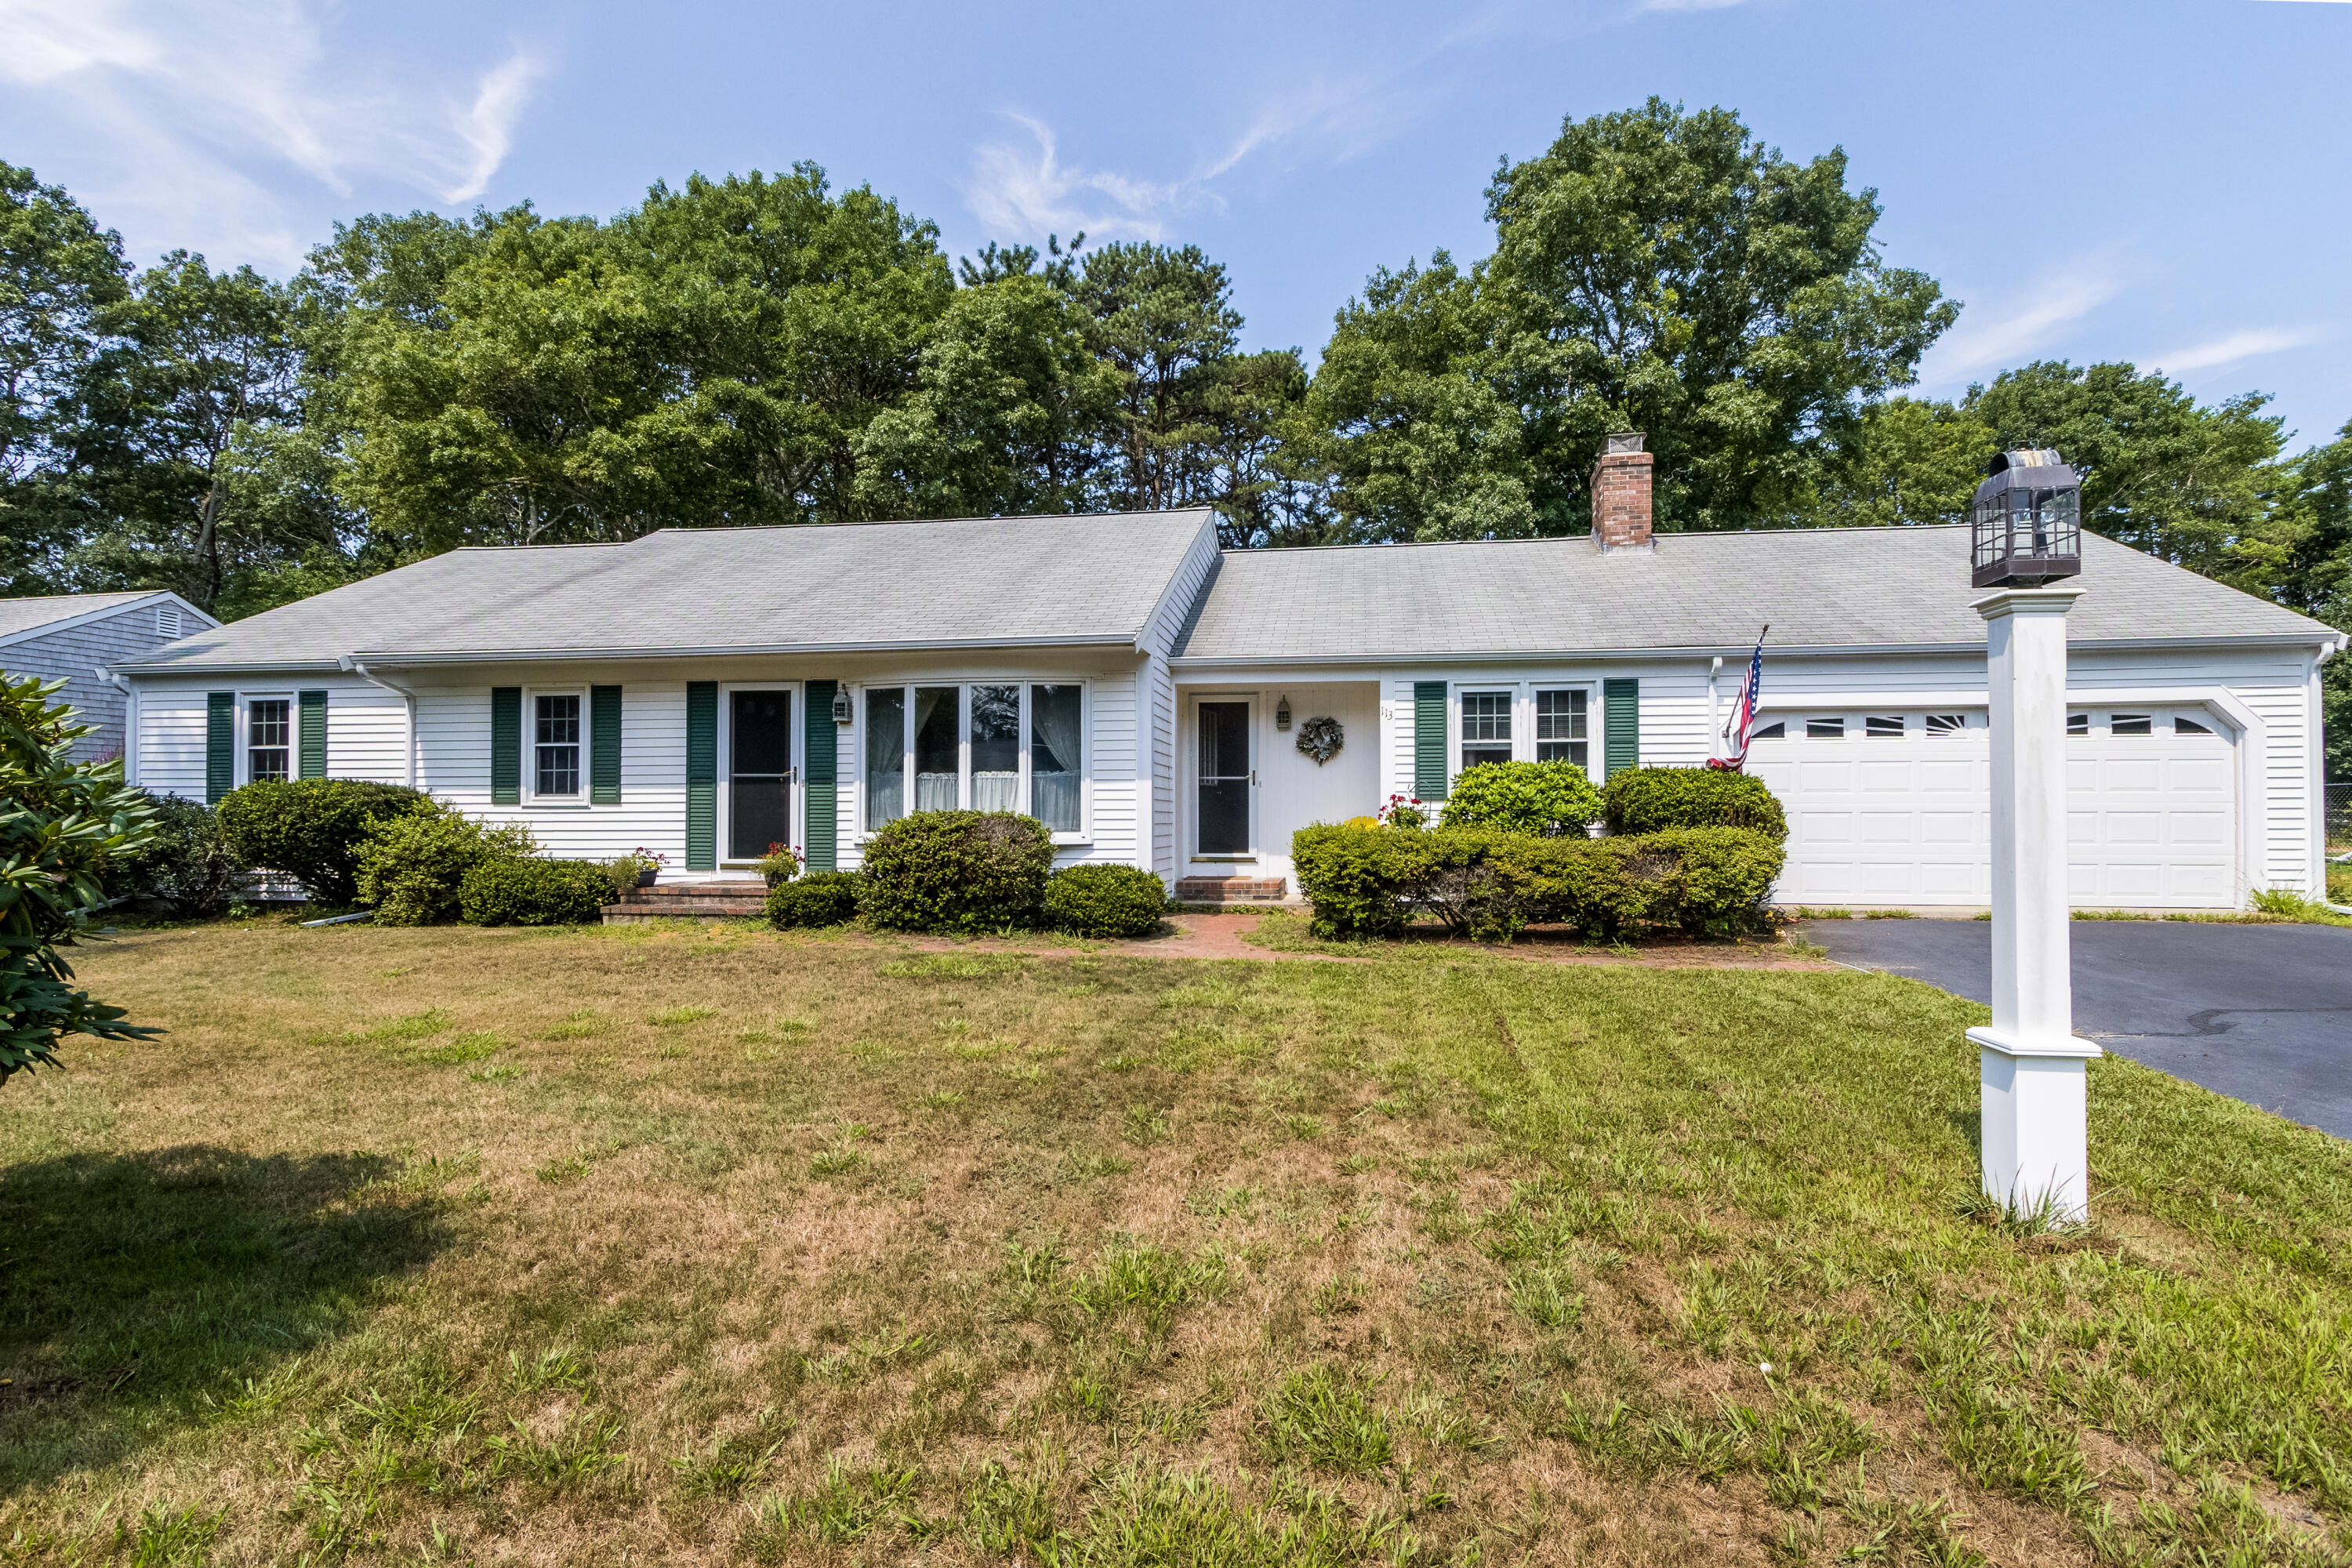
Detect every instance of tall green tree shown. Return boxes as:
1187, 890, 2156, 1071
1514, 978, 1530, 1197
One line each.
66, 252, 319, 611
333, 166, 955, 552
1483, 99, 1956, 532
0, 162, 129, 593
1801, 396, 1994, 528
1288, 253, 1531, 543
854, 273, 1119, 519
1071, 242, 1310, 542
1301, 101, 1955, 539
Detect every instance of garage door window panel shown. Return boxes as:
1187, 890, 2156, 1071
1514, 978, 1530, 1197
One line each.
1806, 718, 1845, 739
1865, 716, 1905, 738
2111, 713, 2154, 736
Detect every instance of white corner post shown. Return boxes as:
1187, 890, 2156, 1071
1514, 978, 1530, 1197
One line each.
1970, 588, 2100, 1223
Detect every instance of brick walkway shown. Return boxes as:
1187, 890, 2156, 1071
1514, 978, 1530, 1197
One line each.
755, 909, 1830, 970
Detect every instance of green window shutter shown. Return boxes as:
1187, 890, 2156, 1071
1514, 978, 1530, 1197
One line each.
205, 691, 234, 804
490, 687, 521, 806
685, 681, 717, 872
590, 685, 622, 804
297, 689, 328, 779
804, 681, 838, 872
1413, 681, 1448, 800
1603, 677, 1639, 777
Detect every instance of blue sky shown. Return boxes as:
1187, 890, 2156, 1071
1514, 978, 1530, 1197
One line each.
5, 0, 2347, 448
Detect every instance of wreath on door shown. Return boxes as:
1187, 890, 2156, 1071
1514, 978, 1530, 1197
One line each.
1295, 715, 1345, 765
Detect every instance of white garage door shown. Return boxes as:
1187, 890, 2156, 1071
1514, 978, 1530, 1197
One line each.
1748, 707, 2237, 909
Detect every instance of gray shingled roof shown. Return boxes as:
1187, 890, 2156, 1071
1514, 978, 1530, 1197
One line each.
119, 511, 1217, 670
1171, 526, 2336, 661
0, 591, 164, 641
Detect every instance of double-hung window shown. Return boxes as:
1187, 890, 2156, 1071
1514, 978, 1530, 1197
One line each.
1460, 691, 1513, 771
248, 698, 291, 782
864, 683, 1085, 836
534, 693, 583, 797
1534, 688, 1587, 766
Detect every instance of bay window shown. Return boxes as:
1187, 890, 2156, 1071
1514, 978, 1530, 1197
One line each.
863, 682, 1085, 835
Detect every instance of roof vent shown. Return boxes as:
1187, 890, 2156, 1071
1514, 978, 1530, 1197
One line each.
156, 604, 183, 639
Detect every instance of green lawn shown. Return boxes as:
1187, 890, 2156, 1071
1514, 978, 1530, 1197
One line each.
2, 919, 2347, 1566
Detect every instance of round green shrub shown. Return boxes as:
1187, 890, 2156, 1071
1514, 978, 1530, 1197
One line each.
1439, 760, 1603, 837
216, 779, 428, 905
1602, 766, 1788, 840
354, 803, 538, 925
458, 857, 613, 926
768, 870, 862, 929
1044, 864, 1168, 938
858, 811, 1055, 933
105, 790, 245, 918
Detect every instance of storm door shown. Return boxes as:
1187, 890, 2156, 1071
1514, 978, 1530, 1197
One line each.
1196, 700, 1252, 855
728, 690, 793, 861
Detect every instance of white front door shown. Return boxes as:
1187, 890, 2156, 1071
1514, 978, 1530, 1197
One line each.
1748, 707, 2237, 909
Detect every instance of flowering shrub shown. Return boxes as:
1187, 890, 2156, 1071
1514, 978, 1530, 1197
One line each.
1376, 793, 1428, 830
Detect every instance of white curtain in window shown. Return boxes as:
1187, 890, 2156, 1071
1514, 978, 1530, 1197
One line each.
1031, 684, 1081, 831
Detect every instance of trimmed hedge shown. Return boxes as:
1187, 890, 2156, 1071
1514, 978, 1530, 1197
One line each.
858, 811, 1056, 933
1292, 822, 1784, 943
459, 858, 613, 926
1602, 766, 1788, 840
216, 779, 428, 905
354, 804, 538, 925
768, 870, 862, 929
1439, 760, 1603, 837
1044, 864, 1168, 939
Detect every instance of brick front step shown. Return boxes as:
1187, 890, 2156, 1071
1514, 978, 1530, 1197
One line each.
603, 881, 770, 923
1174, 876, 1290, 904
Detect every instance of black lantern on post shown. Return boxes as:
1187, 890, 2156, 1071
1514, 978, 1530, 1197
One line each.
1971, 449, 2082, 589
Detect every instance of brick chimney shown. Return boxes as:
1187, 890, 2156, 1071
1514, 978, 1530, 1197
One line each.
1591, 431, 1653, 551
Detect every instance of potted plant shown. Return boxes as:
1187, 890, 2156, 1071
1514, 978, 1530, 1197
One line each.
626, 848, 669, 888
757, 842, 804, 888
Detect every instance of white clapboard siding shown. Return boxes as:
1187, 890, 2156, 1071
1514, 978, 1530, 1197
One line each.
418, 681, 692, 868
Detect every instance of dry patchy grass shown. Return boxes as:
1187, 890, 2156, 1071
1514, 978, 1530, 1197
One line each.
0, 918, 2347, 1566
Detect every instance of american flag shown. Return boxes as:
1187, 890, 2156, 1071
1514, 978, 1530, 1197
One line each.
1711, 625, 1769, 772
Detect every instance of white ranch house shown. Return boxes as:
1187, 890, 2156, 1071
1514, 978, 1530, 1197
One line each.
107, 446, 2342, 912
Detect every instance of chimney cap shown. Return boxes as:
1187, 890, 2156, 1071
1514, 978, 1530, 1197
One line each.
1604, 430, 1646, 455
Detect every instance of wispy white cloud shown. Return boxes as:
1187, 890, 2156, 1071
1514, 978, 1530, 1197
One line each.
0, 0, 543, 266
961, 13, 1504, 248
963, 114, 1200, 243
1916, 260, 2129, 385
2145, 325, 2324, 375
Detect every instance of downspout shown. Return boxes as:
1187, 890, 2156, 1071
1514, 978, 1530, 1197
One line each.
340, 656, 419, 789
97, 667, 137, 786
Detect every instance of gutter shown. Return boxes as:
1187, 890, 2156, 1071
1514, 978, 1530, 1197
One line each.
339, 656, 419, 788
96, 667, 137, 786
1165, 631, 2343, 670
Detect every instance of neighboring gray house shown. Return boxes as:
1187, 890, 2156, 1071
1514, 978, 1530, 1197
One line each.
0, 592, 220, 760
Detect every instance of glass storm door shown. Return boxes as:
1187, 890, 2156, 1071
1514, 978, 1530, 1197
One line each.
1196, 701, 1251, 855
729, 691, 793, 861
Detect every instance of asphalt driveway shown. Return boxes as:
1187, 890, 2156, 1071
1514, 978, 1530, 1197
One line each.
1800, 919, 2352, 1139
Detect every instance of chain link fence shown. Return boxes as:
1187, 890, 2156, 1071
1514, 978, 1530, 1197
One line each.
2329, 783, 2350, 905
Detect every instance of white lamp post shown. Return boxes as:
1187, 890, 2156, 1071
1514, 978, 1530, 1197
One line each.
1967, 451, 2100, 1224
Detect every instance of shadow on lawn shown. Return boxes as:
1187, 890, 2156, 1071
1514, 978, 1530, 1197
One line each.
0, 1144, 454, 1493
